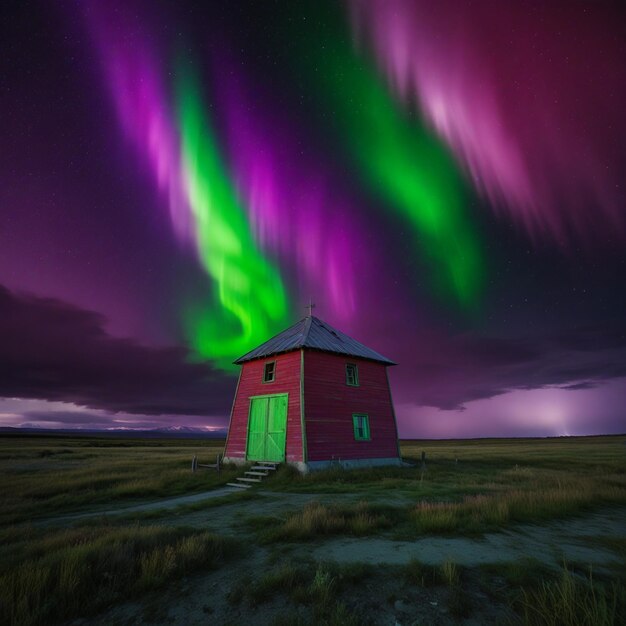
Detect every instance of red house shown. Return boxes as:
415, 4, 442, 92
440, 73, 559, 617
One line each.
223, 315, 401, 471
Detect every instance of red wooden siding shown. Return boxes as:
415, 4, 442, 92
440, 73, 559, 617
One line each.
303, 351, 399, 461
225, 350, 303, 462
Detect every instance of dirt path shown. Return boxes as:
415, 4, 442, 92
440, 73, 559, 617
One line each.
47, 488, 625, 573
43, 486, 242, 525
46, 488, 402, 527
54, 489, 624, 625
85, 505, 625, 626
307, 507, 625, 569
157, 497, 624, 570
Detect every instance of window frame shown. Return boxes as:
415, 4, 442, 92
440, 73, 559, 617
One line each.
345, 362, 359, 387
352, 413, 370, 441
262, 360, 276, 384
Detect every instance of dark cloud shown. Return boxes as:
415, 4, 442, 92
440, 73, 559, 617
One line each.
0, 284, 236, 416
390, 322, 626, 410
21, 411, 113, 426
558, 381, 599, 391
2, 283, 626, 424
17, 410, 225, 431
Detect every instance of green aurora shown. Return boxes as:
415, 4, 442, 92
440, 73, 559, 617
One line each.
287, 4, 483, 307
177, 71, 290, 370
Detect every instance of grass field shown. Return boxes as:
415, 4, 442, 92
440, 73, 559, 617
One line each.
0, 434, 624, 625
252, 436, 626, 539
0, 435, 230, 526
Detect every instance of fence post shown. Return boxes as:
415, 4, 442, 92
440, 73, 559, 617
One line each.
192, 455, 197, 473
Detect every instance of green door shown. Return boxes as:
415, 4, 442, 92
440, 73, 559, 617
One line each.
246, 397, 268, 461
246, 394, 288, 462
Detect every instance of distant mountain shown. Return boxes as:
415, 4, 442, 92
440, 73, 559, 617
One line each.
151, 426, 213, 434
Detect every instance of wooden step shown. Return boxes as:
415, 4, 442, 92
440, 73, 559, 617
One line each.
258, 463, 279, 469
245, 471, 269, 477
226, 482, 250, 489
251, 465, 277, 471
237, 476, 262, 483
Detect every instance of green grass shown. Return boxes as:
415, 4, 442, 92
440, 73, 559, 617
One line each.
0, 523, 240, 626
478, 558, 626, 625
231, 558, 625, 626
440, 559, 460, 586
403, 558, 442, 587
268, 436, 626, 495
1, 434, 624, 624
403, 558, 464, 589
0, 436, 236, 524
229, 559, 370, 625
518, 564, 625, 625
260, 436, 626, 538
3, 435, 624, 530
479, 558, 554, 590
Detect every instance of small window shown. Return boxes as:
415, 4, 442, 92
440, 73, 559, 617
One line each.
263, 361, 276, 383
352, 413, 370, 441
346, 363, 359, 386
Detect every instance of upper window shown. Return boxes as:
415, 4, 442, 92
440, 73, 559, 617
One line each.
353, 413, 370, 441
346, 363, 359, 386
263, 361, 276, 383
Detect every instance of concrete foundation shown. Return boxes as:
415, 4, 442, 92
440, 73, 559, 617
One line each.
222, 456, 402, 474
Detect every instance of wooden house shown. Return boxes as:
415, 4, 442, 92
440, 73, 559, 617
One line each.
223, 315, 401, 471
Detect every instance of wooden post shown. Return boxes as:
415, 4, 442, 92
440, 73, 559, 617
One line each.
192, 455, 197, 473
421, 451, 426, 470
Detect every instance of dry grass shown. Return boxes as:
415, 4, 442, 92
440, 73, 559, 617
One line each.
411, 477, 625, 534
265, 437, 626, 538
440, 559, 460, 587
403, 558, 462, 590
519, 565, 625, 625
403, 558, 440, 587
261, 501, 395, 542
0, 523, 239, 626
255, 469, 625, 542
0, 436, 234, 525
2, 435, 624, 625
257, 437, 626, 548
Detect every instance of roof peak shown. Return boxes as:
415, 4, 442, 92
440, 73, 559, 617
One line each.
233, 315, 395, 365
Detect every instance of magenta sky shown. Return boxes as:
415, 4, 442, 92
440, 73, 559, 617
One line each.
0, 0, 625, 438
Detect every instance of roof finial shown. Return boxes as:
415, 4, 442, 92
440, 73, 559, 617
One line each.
306, 298, 316, 317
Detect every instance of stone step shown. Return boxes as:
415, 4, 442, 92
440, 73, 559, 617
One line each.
237, 476, 262, 483
245, 471, 269, 477
251, 465, 277, 471
226, 482, 250, 489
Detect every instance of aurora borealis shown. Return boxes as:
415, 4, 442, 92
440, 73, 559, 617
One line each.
1, 0, 625, 437
86, 4, 290, 369
351, 0, 626, 242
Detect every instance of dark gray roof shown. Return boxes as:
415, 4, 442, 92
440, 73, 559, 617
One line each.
234, 316, 396, 365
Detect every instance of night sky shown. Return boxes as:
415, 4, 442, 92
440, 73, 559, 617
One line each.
1, 0, 625, 437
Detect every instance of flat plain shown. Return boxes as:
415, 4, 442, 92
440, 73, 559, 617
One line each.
0, 434, 624, 625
